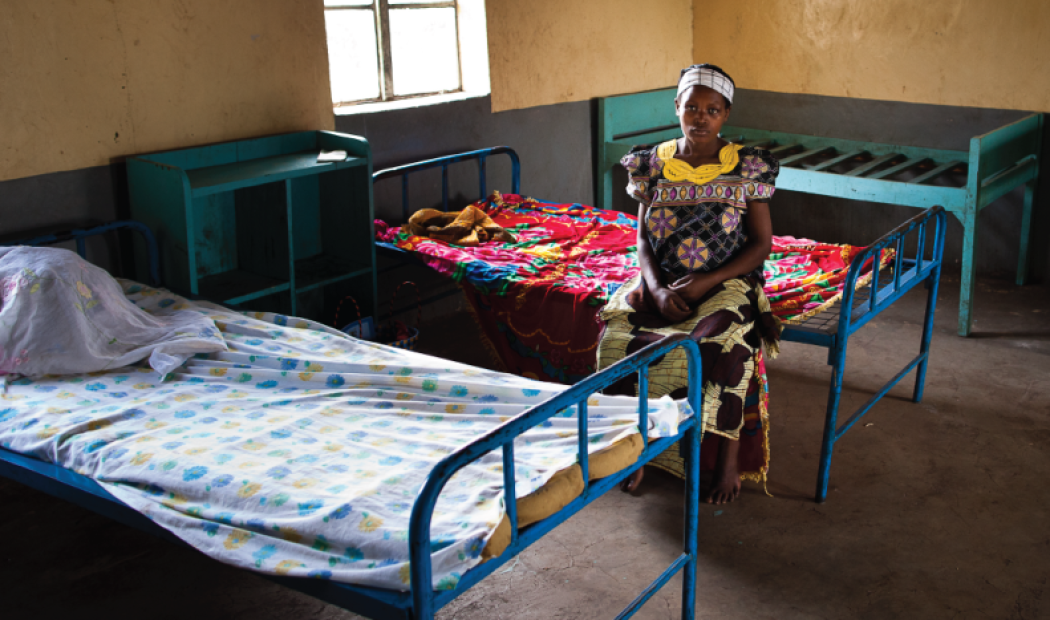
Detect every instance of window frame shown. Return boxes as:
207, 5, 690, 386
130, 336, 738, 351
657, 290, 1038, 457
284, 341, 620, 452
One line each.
325, 0, 464, 107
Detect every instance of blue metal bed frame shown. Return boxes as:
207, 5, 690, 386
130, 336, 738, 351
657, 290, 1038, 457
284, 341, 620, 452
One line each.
371, 147, 947, 503
0, 221, 704, 620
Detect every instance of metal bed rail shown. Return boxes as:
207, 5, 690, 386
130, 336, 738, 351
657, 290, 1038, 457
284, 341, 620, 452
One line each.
11, 220, 161, 287
373, 146, 521, 223
409, 333, 703, 620
782, 205, 947, 502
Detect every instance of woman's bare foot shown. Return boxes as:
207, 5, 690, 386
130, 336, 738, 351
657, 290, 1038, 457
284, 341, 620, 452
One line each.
620, 466, 644, 493
706, 436, 741, 504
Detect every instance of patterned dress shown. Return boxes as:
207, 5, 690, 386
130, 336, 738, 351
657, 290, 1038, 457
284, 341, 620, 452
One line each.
596, 141, 782, 483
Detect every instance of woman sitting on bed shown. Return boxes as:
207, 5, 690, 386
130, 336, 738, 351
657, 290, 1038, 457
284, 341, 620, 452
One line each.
597, 64, 781, 504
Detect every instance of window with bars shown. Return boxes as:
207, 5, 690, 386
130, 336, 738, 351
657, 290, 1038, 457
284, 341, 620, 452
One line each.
324, 0, 465, 106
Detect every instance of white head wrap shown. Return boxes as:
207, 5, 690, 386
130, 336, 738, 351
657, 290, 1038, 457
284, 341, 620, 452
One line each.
677, 67, 734, 104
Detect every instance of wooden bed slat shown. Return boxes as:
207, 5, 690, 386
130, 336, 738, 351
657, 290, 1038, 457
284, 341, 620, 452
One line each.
868, 157, 931, 180
780, 146, 836, 166
908, 160, 964, 185
844, 153, 903, 177
807, 150, 868, 172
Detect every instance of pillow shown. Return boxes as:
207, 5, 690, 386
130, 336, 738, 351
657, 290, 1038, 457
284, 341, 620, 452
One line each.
0, 246, 226, 377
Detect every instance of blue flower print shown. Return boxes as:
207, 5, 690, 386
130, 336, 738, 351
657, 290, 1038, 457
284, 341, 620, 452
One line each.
387, 501, 410, 513
85, 383, 106, 391
107, 392, 128, 399
450, 385, 469, 397
476, 394, 499, 403
0, 409, 16, 422
83, 439, 108, 453
183, 466, 208, 481
308, 570, 332, 580
106, 448, 128, 461
368, 419, 392, 429
346, 400, 366, 406
174, 410, 196, 419
379, 456, 402, 466
253, 544, 277, 567
256, 380, 278, 389
266, 466, 292, 479
325, 464, 349, 474
204, 385, 228, 393
297, 437, 317, 445
202, 522, 220, 536
34, 385, 58, 392
279, 358, 298, 370
163, 441, 185, 450
246, 518, 267, 531
212, 474, 234, 488
274, 315, 288, 326
326, 504, 353, 521
342, 546, 364, 562
215, 453, 235, 464
246, 339, 263, 346
291, 454, 319, 464
348, 431, 368, 442
125, 285, 142, 294
265, 345, 281, 352
522, 388, 541, 397
143, 484, 166, 496
246, 412, 265, 420
158, 298, 175, 308
464, 535, 485, 559
215, 512, 235, 525
295, 418, 312, 428
326, 375, 346, 388
400, 426, 423, 435
376, 559, 399, 568
454, 419, 473, 428
374, 402, 393, 410
479, 408, 496, 416
298, 500, 324, 516
200, 417, 218, 424
123, 408, 147, 421
430, 536, 456, 552
271, 429, 292, 439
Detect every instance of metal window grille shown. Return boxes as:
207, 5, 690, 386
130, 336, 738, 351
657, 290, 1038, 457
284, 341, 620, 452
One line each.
325, 0, 463, 106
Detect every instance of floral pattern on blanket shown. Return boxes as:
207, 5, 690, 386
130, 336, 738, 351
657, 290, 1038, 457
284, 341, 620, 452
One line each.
0, 281, 685, 591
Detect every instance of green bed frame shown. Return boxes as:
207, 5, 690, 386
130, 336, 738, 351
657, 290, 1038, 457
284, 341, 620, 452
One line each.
597, 88, 1043, 336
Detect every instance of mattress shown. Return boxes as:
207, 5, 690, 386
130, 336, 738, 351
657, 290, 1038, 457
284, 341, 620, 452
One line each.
0, 280, 690, 591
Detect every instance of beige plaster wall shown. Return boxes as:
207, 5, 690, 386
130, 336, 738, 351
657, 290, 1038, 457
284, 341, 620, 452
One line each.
0, 0, 334, 182
693, 0, 1050, 112
486, 0, 693, 112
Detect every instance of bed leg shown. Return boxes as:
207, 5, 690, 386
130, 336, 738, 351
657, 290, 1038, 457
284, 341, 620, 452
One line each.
957, 214, 979, 337
816, 341, 847, 503
681, 423, 700, 620
1016, 179, 1037, 286
914, 266, 942, 404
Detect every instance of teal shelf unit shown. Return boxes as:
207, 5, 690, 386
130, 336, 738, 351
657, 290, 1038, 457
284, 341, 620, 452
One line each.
126, 131, 378, 323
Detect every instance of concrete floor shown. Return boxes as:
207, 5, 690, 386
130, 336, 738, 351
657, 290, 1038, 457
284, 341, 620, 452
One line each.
3, 273, 1048, 619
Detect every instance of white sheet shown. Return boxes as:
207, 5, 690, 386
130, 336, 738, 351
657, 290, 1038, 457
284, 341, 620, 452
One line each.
0, 246, 226, 377
0, 280, 692, 591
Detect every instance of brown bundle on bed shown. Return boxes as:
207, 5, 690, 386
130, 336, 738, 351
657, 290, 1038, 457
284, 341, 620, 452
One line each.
402, 205, 516, 246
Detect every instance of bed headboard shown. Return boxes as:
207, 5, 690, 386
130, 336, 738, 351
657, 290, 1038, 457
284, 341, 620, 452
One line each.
13, 220, 161, 287
373, 146, 521, 223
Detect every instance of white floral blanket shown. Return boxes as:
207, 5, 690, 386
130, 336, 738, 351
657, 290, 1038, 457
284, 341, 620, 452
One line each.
0, 281, 688, 591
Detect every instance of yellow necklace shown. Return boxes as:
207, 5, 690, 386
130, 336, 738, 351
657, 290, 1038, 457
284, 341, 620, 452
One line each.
657, 139, 743, 186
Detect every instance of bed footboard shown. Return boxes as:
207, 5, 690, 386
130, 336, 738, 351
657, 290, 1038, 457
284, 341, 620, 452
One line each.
409, 333, 704, 620
782, 205, 947, 502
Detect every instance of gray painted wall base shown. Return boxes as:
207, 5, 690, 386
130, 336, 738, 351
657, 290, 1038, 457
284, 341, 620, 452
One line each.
1, 91, 1046, 284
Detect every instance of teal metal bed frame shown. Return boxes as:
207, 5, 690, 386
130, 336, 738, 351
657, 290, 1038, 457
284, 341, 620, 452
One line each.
597, 88, 1042, 337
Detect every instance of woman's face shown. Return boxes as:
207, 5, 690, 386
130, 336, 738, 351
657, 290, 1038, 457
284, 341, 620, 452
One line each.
675, 85, 730, 145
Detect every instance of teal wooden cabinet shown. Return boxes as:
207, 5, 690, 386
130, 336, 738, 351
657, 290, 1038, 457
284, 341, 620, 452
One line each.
127, 131, 377, 323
